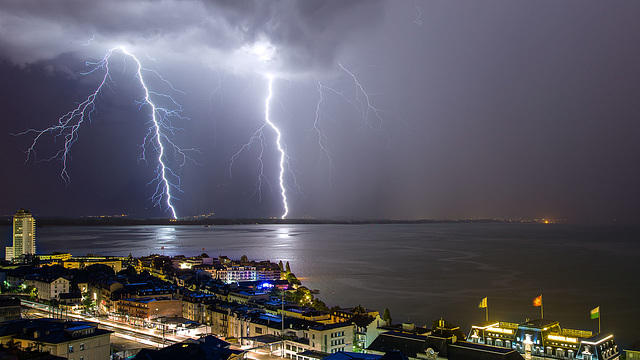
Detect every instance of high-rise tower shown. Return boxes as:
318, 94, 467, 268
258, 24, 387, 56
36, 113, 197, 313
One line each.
5, 209, 36, 262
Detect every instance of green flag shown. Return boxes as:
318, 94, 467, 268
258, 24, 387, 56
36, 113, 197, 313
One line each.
590, 306, 600, 319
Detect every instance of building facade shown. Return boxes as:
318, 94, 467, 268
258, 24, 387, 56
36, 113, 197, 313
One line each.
0, 319, 112, 360
116, 297, 182, 324
468, 319, 620, 360
5, 209, 36, 262
24, 276, 70, 301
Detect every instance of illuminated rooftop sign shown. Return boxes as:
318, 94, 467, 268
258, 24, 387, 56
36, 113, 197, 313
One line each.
548, 335, 578, 343
488, 327, 513, 335
472, 322, 500, 330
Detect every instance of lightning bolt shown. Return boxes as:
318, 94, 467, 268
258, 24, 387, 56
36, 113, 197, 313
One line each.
82, 34, 95, 46
312, 63, 396, 170
312, 81, 337, 182
337, 63, 390, 137
413, 0, 424, 25
15, 46, 191, 219
313, 64, 392, 147
264, 75, 289, 219
229, 75, 294, 219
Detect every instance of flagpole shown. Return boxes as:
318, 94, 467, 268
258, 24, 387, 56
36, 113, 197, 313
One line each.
541, 301, 544, 319
598, 310, 601, 334
486, 299, 488, 322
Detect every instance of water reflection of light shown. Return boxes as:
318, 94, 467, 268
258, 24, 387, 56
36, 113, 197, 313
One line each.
155, 227, 177, 241
276, 227, 292, 239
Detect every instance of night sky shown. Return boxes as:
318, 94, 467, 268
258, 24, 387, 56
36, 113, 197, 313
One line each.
1, 1, 639, 221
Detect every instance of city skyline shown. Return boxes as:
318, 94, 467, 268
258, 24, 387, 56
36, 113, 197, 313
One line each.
1, 1, 640, 221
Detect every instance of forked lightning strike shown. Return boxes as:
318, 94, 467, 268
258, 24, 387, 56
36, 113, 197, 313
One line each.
16, 46, 191, 219
229, 75, 295, 219
338, 63, 389, 136
312, 82, 337, 181
312, 63, 395, 174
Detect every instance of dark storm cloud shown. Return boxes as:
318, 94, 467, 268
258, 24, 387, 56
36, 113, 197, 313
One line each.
0, 0, 383, 74
1, 0, 640, 221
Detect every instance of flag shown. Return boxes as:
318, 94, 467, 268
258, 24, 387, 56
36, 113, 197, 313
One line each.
479, 297, 487, 308
590, 306, 600, 319
161, 246, 164, 249
533, 295, 542, 307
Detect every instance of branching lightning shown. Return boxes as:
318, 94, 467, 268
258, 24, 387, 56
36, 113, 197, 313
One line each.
312, 82, 337, 182
309, 62, 408, 190
312, 63, 395, 163
229, 75, 296, 219
16, 46, 192, 219
413, 0, 424, 25
338, 63, 390, 137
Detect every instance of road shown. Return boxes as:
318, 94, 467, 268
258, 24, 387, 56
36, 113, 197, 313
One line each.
21, 299, 189, 348
20, 299, 286, 360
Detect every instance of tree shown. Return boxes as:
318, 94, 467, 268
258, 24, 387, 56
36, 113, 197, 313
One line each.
383, 308, 392, 324
312, 298, 329, 312
241, 254, 248, 263
279, 260, 284, 271
286, 272, 301, 286
81, 291, 95, 313
118, 265, 137, 277
28, 286, 38, 301
85, 264, 115, 278
353, 305, 366, 314
285, 261, 291, 273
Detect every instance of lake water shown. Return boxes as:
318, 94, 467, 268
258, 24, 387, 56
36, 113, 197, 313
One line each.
2, 223, 639, 347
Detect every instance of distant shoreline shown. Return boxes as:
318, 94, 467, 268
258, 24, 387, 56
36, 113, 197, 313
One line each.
0, 218, 549, 226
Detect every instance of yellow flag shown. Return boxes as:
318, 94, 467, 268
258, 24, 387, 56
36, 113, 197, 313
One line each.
479, 297, 487, 308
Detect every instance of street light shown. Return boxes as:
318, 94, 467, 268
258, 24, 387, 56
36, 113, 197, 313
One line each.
154, 308, 165, 348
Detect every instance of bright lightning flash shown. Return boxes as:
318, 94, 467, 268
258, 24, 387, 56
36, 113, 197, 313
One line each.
265, 76, 289, 219
16, 46, 191, 219
229, 75, 294, 219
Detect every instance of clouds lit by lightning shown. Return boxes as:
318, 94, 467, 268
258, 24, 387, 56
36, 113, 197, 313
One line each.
16, 46, 191, 219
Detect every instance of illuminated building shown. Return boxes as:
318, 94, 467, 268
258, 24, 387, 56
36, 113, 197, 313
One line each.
0, 296, 21, 322
626, 349, 640, 360
5, 209, 36, 262
62, 258, 123, 272
468, 319, 620, 360
0, 319, 112, 359
24, 275, 70, 301
115, 297, 182, 324
37, 252, 73, 262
